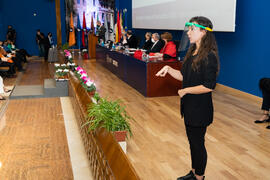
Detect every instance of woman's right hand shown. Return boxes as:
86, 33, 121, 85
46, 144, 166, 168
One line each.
156, 65, 170, 77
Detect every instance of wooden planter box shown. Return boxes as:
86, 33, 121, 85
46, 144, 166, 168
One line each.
68, 71, 139, 180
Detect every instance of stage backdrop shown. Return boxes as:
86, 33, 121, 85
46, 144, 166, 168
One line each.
132, 0, 237, 32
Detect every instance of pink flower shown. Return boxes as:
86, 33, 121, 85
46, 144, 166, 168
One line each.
82, 76, 88, 81
76, 66, 82, 71
81, 70, 86, 74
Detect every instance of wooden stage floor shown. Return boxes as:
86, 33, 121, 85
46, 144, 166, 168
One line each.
0, 56, 269, 179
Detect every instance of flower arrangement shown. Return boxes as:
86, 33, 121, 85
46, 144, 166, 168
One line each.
75, 66, 96, 92
64, 49, 73, 62
55, 68, 69, 80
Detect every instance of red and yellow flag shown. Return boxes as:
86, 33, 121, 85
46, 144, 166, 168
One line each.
69, 13, 76, 47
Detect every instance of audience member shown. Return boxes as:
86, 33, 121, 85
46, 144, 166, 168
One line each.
0, 76, 11, 100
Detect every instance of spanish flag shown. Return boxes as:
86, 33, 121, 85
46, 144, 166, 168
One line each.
69, 13, 76, 47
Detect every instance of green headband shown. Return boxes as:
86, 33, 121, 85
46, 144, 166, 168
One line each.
185, 22, 213, 32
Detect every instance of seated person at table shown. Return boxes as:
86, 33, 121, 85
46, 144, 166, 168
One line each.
142, 32, 153, 50
146, 33, 165, 54
122, 30, 138, 49
154, 32, 176, 58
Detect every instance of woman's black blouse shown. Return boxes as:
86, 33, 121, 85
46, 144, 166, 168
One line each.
180, 52, 218, 127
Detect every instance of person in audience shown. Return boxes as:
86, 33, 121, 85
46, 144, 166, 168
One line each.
154, 32, 177, 58
6, 25, 16, 44
96, 21, 106, 43
156, 16, 219, 180
142, 32, 153, 50
0, 52, 16, 75
146, 33, 165, 54
2, 41, 10, 53
36, 29, 45, 57
122, 30, 138, 49
0, 76, 11, 100
0, 43, 24, 72
254, 78, 270, 129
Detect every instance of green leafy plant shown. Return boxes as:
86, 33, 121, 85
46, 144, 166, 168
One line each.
61, 42, 69, 50
83, 97, 133, 137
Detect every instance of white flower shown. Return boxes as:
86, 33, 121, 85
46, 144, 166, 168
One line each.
78, 69, 83, 73
67, 62, 71, 66
86, 80, 94, 87
81, 74, 87, 78
71, 63, 75, 66
63, 69, 69, 72
61, 64, 67, 66
56, 69, 63, 72
54, 63, 60, 67
68, 55, 72, 59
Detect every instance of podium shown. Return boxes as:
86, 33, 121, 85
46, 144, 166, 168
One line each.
88, 33, 98, 59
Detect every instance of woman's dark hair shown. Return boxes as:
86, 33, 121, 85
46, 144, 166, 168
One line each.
259, 78, 270, 92
184, 16, 219, 73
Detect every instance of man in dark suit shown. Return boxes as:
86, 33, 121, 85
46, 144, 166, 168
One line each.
146, 33, 165, 54
96, 21, 106, 43
122, 30, 138, 48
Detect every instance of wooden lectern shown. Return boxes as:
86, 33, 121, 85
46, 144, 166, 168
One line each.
88, 33, 98, 59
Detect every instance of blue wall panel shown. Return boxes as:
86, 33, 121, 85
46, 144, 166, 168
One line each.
0, 0, 62, 55
116, 0, 270, 97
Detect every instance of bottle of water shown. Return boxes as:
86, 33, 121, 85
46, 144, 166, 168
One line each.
142, 52, 147, 61
124, 48, 129, 55
112, 44, 115, 50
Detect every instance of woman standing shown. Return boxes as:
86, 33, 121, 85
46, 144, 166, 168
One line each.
254, 78, 270, 129
156, 16, 219, 180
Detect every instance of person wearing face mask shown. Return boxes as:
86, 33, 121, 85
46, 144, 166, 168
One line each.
146, 33, 165, 54
96, 21, 106, 43
142, 32, 153, 50
156, 16, 219, 180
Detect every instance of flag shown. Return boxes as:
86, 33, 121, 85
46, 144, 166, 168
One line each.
115, 23, 118, 43
69, 12, 76, 47
117, 10, 121, 42
109, 13, 114, 41
82, 11, 87, 47
104, 14, 109, 42
91, 13, 95, 34
77, 15, 81, 50
123, 9, 128, 31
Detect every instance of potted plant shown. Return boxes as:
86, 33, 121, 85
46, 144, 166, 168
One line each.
84, 93, 133, 142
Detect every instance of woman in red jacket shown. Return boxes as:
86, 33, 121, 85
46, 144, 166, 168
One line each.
154, 32, 176, 58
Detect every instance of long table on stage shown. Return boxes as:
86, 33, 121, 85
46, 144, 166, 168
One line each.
96, 45, 182, 97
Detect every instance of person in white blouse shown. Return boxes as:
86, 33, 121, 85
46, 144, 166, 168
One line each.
0, 76, 11, 100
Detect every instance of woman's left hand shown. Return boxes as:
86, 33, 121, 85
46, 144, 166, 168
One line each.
178, 88, 187, 98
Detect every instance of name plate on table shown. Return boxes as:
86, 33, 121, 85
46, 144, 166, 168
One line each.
112, 60, 118, 67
